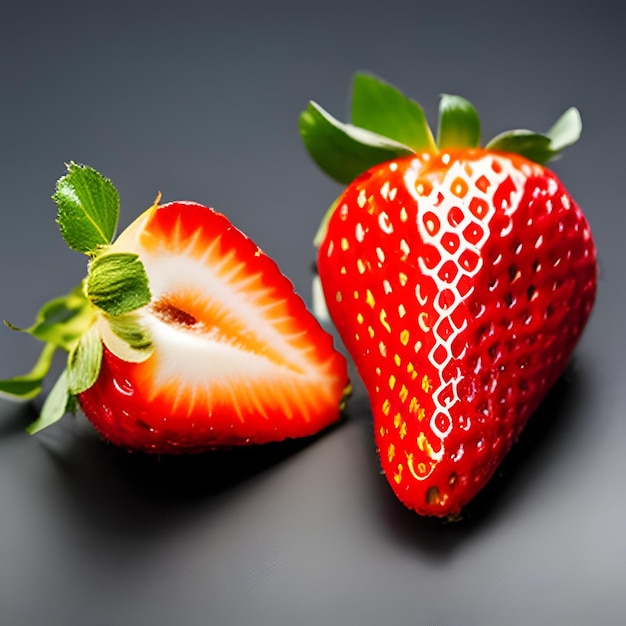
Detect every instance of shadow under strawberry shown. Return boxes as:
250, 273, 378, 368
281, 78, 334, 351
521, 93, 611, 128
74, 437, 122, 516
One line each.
369, 359, 588, 558
24, 408, 347, 543
112, 424, 347, 502
59, 412, 347, 490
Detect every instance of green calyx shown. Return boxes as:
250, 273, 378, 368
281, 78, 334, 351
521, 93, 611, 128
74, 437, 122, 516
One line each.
0, 163, 154, 434
299, 72, 582, 186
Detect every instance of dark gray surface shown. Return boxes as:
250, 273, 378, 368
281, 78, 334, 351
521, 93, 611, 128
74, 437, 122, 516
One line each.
1, 1, 624, 625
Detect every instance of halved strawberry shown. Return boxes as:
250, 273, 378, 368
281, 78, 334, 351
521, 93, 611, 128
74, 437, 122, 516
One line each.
300, 74, 597, 517
1, 164, 349, 452
82, 201, 349, 452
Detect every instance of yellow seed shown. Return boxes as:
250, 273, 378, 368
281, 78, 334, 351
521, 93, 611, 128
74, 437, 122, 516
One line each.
400, 329, 410, 346
417, 431, 427, 451
380, 310, 392, 333
400, 206, 408, 222
341, 237, 350, 251
417, 432, 436, 458
394, 464, 403, 484
379, 341, 387, 357
335, 291, 342, 302
356, 312, 364, 324
357, 258, 367, 274
394, 413, 402, 429
357, 189, 367, 208
389, 375, 396, 390
368, 326, 375, 338
399, 272, 408, 286
399, 422, 407, 439
394, 354, 401, 367
422, 375, 432, 393
366, 289, 376, 308
382, 399, 391, 416
387, 443, 395, 463
411, 400, 424, 420
399, 384, 409, 403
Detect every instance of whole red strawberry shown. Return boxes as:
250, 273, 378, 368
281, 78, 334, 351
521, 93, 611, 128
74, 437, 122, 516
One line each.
1, 164, 349, 452
300, 73, 597, 517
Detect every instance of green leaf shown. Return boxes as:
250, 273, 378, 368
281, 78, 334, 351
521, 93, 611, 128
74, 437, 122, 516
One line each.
54, 162, 120, 255
299, 101, 414, 185
0, 342, 57, 400
106, 313, 153, 355
86, 252, 151, 316
486, 130, 554, 164
67, 326, 103, 394
27, 369, 73, 435
351, 73, 436, 153
486, 107, 582, 164
546, 107, 582, 152
437, 94, 481, 149
5, 284, 93, 351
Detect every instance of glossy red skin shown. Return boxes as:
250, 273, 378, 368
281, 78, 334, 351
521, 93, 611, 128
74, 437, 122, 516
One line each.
79, 342, 346, 453
318, 150, 597, 517
79, 201, 349, 453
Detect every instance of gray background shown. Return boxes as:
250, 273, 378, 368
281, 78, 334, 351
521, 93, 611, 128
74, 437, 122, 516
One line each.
1, 1, 624, 624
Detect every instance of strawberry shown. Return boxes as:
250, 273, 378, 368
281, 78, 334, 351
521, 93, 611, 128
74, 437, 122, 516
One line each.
1, 164, 349, 452
300, 73, 597, 517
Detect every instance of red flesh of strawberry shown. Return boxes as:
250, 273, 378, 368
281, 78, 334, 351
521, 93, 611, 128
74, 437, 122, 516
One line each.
318, 150, 596, 516
79, 201, 349, 452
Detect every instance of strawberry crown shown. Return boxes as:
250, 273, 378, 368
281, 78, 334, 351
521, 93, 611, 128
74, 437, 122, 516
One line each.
0, 163, 154, 433
299, 72, 582, 186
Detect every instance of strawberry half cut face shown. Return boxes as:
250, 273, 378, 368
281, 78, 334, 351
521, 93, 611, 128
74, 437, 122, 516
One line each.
79, 201, 349, 452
